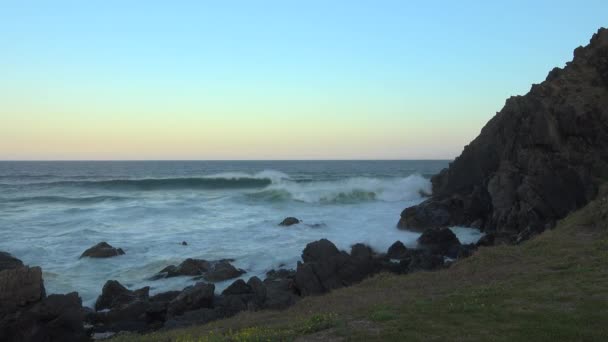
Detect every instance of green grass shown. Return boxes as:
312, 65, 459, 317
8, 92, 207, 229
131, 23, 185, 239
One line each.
112, 187, 608, 341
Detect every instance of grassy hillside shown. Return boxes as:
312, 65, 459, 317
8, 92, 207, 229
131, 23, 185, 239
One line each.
113, 187, 608, 342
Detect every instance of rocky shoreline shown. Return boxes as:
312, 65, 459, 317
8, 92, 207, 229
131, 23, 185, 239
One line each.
0, 224, 484, 341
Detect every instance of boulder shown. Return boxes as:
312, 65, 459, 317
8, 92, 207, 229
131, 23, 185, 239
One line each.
80, 242, 125, 258
294, 239, 379, 296
279, 217, 301, 226
88, 300, 152, 334
1, 292, 87, 342
262, 274, 298, 310
166, 282, 215, 317
399, 28, 608, 242
154, 258, 211, 279
0, 251, 24, 271
247, 276, 267, 306
221, 279, 251, 296
301, 239, 341, 263
417, 228, 461, 258
201, 260, 245, 282
0, 266, 45, 316
386, 241, 408, 259
94, 280, 149, 311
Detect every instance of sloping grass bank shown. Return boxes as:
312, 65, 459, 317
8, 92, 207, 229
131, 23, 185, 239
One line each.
113, 189, 608, 341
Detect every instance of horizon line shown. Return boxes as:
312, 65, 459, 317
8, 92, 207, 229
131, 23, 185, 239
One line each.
0, 158, 453, 162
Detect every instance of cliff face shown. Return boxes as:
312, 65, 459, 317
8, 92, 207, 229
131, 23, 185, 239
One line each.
399, 28, 608, 242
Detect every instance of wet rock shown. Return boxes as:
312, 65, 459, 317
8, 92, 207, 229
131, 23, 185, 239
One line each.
154, 258, 211, 279
94, 280, 149, 311
201, 260, 245, 282
0, 251, 24, 271
80, 242, 125, 258
181, 241, 188, 246
386, 241, 408, 259
302, 239, 341, 263
166, 282, 215, 318
417, 228, 461, 258
279, 217, 301, 226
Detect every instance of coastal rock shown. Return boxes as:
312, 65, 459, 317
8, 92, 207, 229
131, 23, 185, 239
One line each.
221, 279, 251, 296
417, 228, 461, 258
399, 28, 608, 242
201, 260, 245, 282
386, 241, 408, 259
153, 259, 244, 282
294, 239, 380, 296
80, 242, 125, 258
166, 282, 215, 317
1, 292, 87, 342
155, 258, 211, 279
94, 280, 150, 311
262, 272, 298, 310
0, 251, 24, 271
247, 276, 267, 307
0, 266, 46, 316
279, 217, 301, 226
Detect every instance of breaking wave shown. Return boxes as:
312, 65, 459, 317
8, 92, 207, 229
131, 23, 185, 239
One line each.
246, 174, 431, 204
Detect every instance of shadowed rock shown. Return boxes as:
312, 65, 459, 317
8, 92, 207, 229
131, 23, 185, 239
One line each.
0, 251, 24, 271
167, 282, 215, 317
94, 280, 149, 311
417, 228, 461, 258
386, 241, 408, 259
399, 28, 608, 243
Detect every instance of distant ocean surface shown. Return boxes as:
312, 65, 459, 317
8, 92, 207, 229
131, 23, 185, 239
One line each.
0, 160, 483, 306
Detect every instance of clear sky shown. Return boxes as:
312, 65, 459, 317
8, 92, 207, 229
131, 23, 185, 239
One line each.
1, 1, 607, 160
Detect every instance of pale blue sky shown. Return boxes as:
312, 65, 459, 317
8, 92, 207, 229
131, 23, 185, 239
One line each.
1, 1, 607, 159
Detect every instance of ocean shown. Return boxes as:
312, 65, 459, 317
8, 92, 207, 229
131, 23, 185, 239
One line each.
0, 160, 483, 306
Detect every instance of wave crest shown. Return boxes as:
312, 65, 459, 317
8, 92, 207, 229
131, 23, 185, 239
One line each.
246, 174, 431, 204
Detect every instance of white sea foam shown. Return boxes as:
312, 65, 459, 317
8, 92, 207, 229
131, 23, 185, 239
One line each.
0, 162, 483, 307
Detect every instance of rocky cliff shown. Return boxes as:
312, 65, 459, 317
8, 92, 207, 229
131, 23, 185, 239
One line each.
399, 28, 608, 242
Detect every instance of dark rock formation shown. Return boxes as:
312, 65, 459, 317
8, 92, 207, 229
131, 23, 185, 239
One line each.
1, 292, 87, 342
0, 254, 87, 342
417, 228, 462, 258
166, 282, 215, 317
294, 239, 382, 296
0, 251, 24, 271
399, 28, 608, 242
279, 217, 301, 226
201, 260, 245, 282
154, 258, 211, 279
153, 258, 244, 282
386, 241, 408, 259
0, 265, 46, 316
80, 242, 125, 258
95, 280, 150, 311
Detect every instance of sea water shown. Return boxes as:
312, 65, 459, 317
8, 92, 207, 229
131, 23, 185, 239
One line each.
0, 160, 483, 306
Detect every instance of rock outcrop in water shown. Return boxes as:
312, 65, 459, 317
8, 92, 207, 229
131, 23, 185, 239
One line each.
80, 242, 125, 258
399, 28, 608, 242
